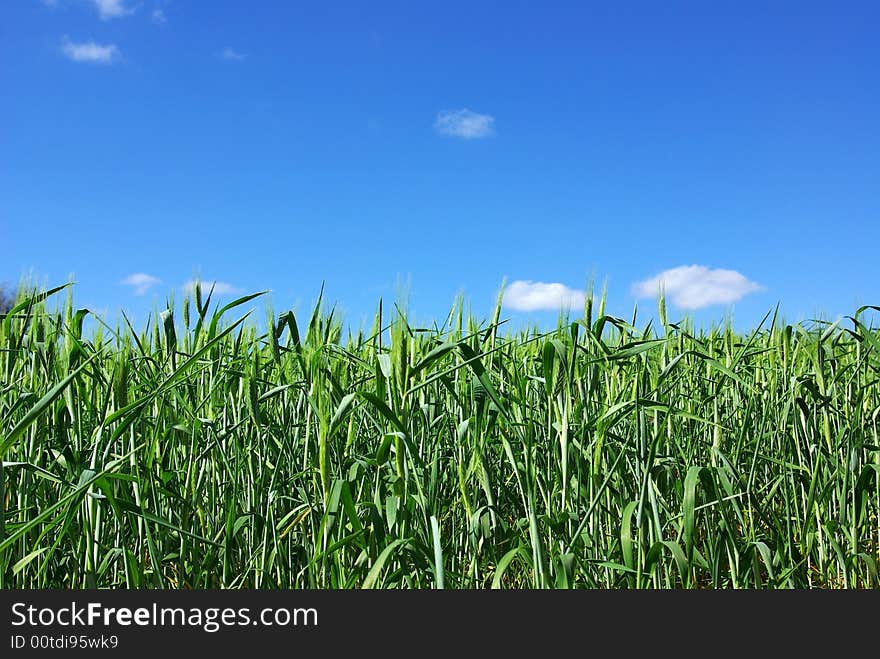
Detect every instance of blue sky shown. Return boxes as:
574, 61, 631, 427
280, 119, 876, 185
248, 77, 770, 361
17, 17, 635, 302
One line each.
3, 1, 879, 332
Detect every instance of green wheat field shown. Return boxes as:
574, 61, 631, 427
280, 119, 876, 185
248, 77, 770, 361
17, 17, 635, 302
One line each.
1, 283, 879, 589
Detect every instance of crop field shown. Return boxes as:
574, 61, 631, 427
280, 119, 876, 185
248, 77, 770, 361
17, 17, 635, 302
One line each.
1, 284, 879, 589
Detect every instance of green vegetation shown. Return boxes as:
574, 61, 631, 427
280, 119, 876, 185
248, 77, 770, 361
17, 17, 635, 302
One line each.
1, 284, 879, 588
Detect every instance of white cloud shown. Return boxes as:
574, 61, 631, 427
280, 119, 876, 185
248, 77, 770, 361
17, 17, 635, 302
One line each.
121, 273, 161, 296
503, 280, 586, 312
151, 8, 166, 24
434, 109, 494, 139
60, 37, 120, 64
183, 280, 243, 296
219, 47, 246, 61
93, 0, 134, 20
631, 265, 763, 310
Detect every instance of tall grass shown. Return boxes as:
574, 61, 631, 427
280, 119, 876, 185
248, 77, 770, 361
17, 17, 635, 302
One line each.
1, 284, 878, 588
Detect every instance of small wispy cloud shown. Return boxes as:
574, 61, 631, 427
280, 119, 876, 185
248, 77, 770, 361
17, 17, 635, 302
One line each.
631, 265, 763, 310
60, 37, 120, 64
93, 0, 134, 20
121, 273, 161, 296
218, 47, 246, 61
183, 280, 243, 296
434, 108, 495, 139
503, 280, 586, 312
151, 8, 166, 24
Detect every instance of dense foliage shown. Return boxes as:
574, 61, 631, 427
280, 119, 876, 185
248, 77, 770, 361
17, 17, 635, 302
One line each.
1, 284, 878, 588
